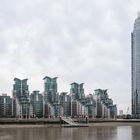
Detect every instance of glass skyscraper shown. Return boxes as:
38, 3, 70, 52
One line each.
132, 13, 140, 117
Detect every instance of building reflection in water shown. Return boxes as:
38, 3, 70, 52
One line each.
0, 125, 139, 140
131, 126, 140, 140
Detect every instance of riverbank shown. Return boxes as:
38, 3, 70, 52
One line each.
0, 122, 140, 128
1, 118, 140, 124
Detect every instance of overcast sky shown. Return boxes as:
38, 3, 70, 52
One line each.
0, 0, 140, 113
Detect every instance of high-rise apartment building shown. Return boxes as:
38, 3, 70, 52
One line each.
60, 92, 71, 116
43, 76, 63, 117
70, 82, 85, 100
30, 91, 43, 118
132, 13, 140, 118
85, 94, 96, 118
43, 76, 58, 103
94, 89, 117, 118
13, 78, 30, 118
0, 94, 12, 117
70, 82, 87, 117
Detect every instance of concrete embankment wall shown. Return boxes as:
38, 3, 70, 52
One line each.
0, 118, 140, 124
0, 118, 60, 124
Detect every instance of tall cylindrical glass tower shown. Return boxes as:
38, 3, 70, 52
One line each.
132, 13, 140, 118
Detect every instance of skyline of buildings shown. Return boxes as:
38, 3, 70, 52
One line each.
0, 76, 117, 119
1, 10, 140, 118
3, 13, 140, 119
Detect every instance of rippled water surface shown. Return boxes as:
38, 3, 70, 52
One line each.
0, 124, 140, 140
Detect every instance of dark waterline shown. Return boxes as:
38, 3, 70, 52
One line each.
0, 125, 140, 140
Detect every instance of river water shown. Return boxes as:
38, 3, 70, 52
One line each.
0, 124, 140, 140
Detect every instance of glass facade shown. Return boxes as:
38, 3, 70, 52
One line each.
30, 91, 43, 118
13, 78, 29, 98
13, 78, 30, 118
70, 82, 85, 100
43, 76, 57, 103
94, 89, 117, 118
132, 14, 140, 117
0, 94, 12, 117
60, 92, 71, 116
